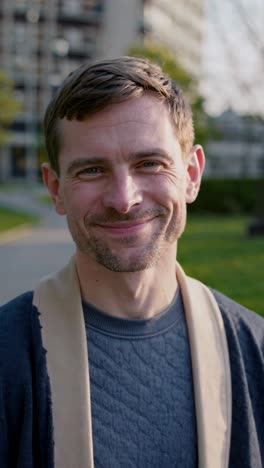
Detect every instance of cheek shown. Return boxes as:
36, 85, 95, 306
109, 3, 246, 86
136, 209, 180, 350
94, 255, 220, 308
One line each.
63, 183, 99, 219
153, 174, 187, 205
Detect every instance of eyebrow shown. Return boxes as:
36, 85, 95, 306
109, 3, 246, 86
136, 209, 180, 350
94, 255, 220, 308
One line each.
129, 149, 174, 163
65, 148, 174, 175
66, 158, 108, 176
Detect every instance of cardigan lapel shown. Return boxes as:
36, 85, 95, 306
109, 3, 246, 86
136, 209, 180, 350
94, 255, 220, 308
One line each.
33, 257, 231, 468
33, 257, 94, 468
176, 262, 231, 468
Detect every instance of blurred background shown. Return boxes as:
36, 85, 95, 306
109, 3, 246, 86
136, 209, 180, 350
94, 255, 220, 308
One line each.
0, 0, 263, 312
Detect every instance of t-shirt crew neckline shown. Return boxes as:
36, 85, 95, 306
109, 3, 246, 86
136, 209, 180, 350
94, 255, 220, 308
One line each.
82, 289, 183, 339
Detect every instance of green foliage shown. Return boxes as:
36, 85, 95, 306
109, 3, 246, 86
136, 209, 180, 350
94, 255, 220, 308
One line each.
190, 178, 261, 214
178, 215, 264, 315
129, 42, 194, 90
128, 42, 216, 146
0, 70, 21, 144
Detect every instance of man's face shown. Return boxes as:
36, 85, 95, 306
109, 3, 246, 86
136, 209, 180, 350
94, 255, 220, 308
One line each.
44, 94, 204, 272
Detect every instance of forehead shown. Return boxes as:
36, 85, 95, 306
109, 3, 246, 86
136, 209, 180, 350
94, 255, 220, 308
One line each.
59, 94, 179, 156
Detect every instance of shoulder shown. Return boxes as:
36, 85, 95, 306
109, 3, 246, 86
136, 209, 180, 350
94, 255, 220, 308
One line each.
0, 292, 38, 377
210, 288, 264, 367
0, 290, 34, 311
210, 288, 264, 338
0, 291, 34, 335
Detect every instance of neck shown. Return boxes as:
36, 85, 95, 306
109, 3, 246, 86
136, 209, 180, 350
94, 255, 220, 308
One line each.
76, 246, 178, 319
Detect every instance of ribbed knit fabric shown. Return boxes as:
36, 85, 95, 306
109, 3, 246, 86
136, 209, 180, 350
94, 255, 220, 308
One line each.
83, 291, 198, 468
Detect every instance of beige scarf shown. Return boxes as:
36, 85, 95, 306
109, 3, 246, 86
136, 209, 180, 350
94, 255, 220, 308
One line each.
33, 257, 232, 468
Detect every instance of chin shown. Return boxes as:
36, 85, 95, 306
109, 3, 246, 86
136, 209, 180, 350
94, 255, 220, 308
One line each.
93, 247, 163, 273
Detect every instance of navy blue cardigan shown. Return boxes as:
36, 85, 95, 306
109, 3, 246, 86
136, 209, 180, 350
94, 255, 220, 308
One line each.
0, 289, 263, 468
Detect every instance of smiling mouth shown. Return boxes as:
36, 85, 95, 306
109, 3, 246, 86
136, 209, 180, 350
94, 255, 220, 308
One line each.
96, 218, 154, 235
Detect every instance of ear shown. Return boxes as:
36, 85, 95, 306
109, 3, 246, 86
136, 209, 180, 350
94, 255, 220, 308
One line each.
185, 145, 205, 204
41, 163, 66, 215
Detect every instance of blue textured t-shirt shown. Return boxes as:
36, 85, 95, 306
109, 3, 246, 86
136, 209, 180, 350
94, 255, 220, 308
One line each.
83, 290, 198, 468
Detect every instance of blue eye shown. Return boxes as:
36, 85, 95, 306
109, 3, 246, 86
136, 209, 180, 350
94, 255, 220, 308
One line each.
77, 167, 104, 179
80, 167, 102, 174
86, 167, 100, 173
143, 161, 158, 166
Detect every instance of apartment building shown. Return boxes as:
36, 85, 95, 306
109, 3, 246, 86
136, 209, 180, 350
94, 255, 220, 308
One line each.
0, 0, 142, 180
205, 110, 264, 178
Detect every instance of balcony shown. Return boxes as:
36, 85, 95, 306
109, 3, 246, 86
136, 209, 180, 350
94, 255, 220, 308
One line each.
57, 4, 103, 26
67, 43, 94, 59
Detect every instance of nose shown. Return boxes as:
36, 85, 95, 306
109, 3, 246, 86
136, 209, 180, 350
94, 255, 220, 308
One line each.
103, 173, 143, 213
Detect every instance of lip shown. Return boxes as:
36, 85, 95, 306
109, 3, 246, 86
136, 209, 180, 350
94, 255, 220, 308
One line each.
96, 219, 153, 235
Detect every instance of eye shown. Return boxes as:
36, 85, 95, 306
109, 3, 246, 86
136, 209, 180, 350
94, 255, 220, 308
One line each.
76, 166, 104, 180
77, 167, 104, 179
143, 161, 158, 167
141, 161, 162, 170
83, 167, 101, 173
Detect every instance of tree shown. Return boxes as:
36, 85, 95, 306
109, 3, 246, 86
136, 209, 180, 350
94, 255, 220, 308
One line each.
128, 42, 217, 147
0, 70, 21, 144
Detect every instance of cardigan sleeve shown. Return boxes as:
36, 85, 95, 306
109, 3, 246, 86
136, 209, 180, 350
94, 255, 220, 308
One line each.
0, 292, 54, 468
212, 289, 264, 468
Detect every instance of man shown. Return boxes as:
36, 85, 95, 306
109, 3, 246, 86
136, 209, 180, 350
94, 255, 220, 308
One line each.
0, 57, 263, 468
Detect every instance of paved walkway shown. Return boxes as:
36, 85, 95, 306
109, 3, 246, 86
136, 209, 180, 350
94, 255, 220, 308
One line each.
0, 184, 51, 217
0, 185, 75, 305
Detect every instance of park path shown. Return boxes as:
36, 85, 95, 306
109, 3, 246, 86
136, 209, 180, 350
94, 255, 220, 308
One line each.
0, 185, 75, 305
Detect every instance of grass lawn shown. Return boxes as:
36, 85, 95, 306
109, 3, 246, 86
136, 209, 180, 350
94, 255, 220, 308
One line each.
0, 205, 39, 232
178, 215, 264, 317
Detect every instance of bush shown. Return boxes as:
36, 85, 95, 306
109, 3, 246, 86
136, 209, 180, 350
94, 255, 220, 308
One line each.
190, 178, 262, 214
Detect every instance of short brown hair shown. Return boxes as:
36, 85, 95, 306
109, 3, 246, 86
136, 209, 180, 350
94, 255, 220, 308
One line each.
44, 56, 194, 174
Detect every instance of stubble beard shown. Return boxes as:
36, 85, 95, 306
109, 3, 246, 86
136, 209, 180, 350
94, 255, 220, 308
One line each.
67, 207, 186, 273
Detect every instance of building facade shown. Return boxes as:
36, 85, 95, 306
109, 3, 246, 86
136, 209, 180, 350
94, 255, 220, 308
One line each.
0, 0, 142, 181
205, 110, 264, 178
